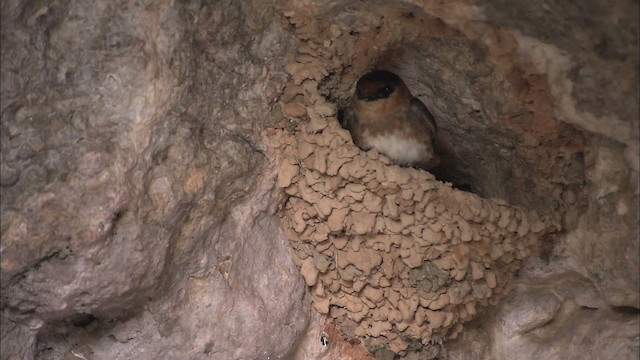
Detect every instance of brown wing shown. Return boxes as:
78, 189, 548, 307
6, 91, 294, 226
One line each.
409, 97, 440, 169
409, 97, 437, 142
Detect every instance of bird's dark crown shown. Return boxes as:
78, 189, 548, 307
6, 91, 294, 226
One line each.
356, 70, 402, 102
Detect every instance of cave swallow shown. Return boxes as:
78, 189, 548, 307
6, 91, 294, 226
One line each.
341, 70, 440, 169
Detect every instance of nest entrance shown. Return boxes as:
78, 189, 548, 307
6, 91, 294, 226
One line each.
328, 36, 585, 214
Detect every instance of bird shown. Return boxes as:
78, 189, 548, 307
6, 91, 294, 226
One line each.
340, 70, 440, 170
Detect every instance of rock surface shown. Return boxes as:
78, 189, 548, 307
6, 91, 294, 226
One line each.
1, 1, 306, 359
1, 0, 637, 359
446, 258, 640, 360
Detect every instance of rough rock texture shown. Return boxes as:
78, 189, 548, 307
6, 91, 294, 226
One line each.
1, 1, 306, 359
445, 258, 640, 360
267, 119, 559, 354
1, 0, 638, 359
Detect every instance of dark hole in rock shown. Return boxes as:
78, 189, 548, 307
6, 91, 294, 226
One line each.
611, 306, 640, 315
69, 313, 97, 328
203, 341, 215, 355
320, 333, 329, 347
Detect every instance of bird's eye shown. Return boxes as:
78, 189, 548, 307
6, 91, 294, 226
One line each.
380, 85, 394, 97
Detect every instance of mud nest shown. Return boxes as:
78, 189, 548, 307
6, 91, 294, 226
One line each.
268, 1, 583, 356
266, 118, 560, 354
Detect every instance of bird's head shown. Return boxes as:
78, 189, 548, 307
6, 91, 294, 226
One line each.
354, 70, 409, 103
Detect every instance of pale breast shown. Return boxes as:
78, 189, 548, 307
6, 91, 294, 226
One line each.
365, 132, 431, 165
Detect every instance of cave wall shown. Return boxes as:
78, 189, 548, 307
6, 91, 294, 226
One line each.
1, 1, 307, 359
0, 0, 638, 359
